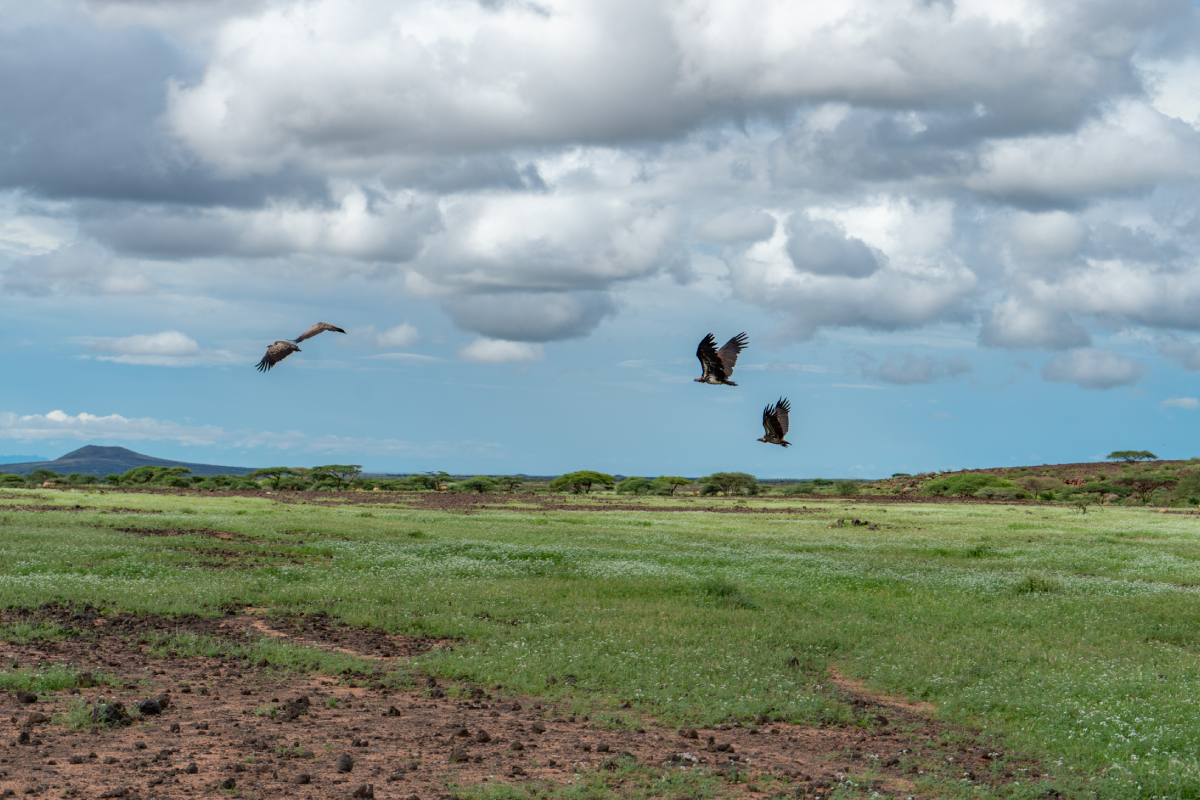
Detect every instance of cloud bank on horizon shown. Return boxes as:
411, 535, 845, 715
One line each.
3, 0, 1200, 472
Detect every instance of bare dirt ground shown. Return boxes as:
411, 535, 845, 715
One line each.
0, 606, 1043, 800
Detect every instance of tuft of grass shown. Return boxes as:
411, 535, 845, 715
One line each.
1015, 572, 1064, 594
699, 578, 758, 610
0, 664, 110, 694
0, 620, 74, 643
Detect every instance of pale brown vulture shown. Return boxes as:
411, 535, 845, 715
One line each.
256, 341, 300, 372
291, 322, 346, 343
695, 332, 748, 385
757, 397, 791, 447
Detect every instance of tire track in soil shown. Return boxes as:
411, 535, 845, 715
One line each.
1, 608, 1047, 799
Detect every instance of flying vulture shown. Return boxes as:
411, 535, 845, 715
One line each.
757, 397, 791, 447
695, 332, 748, 386
291, 322, 346, 344
256, 341, 300, 372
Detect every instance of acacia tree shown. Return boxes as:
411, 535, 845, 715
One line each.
253, 467, 299, 490
310, 465, 363, 490
455, 476, 498, 494
653, 476, 691, 496
1107, 450, 1159, 463
701, 472, 756, 496
1115, 475, 1177, 503
550, 470, 615, 494
496, 475, 524, 493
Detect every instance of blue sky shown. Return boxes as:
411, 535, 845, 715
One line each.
3, 0, 1200, 478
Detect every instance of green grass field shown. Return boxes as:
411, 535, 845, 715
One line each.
4, 489, 1200, 798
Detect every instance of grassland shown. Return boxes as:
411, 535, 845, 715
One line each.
3, 488, 1200, 798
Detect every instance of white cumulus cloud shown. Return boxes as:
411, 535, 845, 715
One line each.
78, 331, 238, 366
342, 323, 421, 350
0, 409, 227, 446
457, 338, 545, 363
1041, 348, 1148, 391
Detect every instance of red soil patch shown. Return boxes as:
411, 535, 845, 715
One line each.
0, 608, 1052, 799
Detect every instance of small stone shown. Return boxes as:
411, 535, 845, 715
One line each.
15, 732, 29, 745
595, 744, 610, 753
256, 659, 269, 668
24, 712, 48, 726
169, 723, 180, 733
451, 727, 470, 738
510, 742, 524, 752
68, 755, 84, 765
679, 728, 698, 740
134, 742, 147, 750
530, 722, 545, 734
474, 730, 491, 743
220, 777, 236, 790
352, 785, 375, 798
14, 691, 36, 704
336, 753, 355, 773
385, 706, 401, 717
104, 757, 119, 765
294, 773, 311, 785
186, 763, 198, 774
448, 746, 468, 763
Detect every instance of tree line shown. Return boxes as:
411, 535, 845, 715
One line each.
0, 464, 824, 497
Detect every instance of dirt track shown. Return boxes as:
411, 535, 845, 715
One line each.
0, 606, 1045, 799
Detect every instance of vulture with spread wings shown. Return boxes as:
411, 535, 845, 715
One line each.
757, 397, 791, 447
291, 322, 346, 344
256, 341, 301, 373
695, 332, 748, 385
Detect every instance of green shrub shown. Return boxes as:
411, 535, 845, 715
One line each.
616, 477, 655, 495
922, 473, 1019, 497
973, 486, 1030, 500
1061, 482, 1131, 499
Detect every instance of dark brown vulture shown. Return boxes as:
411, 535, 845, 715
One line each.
291, 322, 346, 344
695, 332, 748, 385
256, 341, 300, 372
757, 397, 791, 447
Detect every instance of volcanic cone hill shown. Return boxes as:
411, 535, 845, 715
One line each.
0, 445, 255, 477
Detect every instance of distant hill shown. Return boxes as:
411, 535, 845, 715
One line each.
0, 445, 256, 477
0, 455, 49, 465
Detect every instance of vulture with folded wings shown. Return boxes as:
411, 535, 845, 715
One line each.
291, 322, 346, 343
695, 332, 748, 385
256, 341, 301, 373
757, 397, 791, 447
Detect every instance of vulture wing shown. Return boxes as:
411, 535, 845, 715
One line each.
292, 322, 347, 344
256, 341, 299, 372
696, 333, 727, 382
773, 397, 790, 438
716, 332, 748, 376
761, 403, 776, 438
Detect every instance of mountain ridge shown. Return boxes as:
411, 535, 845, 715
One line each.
0, 445, 257, 477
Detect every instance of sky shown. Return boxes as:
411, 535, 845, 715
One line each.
4, 0, 1200, 478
